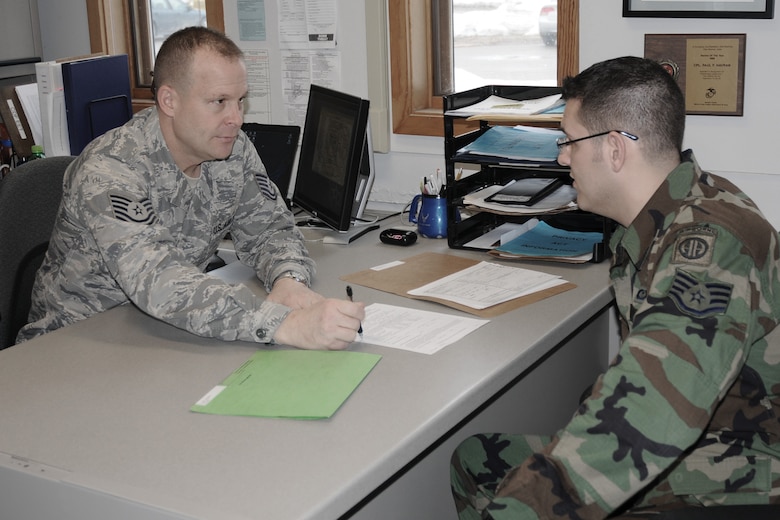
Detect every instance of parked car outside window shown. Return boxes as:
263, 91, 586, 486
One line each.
539, 4, 557, 47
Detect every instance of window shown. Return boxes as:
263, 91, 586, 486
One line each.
86, 0, 224, 110
131, 0, 208, 87
389, 0, 579, 137
449, 0, 558, 93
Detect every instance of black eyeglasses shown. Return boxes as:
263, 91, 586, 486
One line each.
556, 130, 638, 148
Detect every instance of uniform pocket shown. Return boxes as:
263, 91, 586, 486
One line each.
668, 454, 771, 505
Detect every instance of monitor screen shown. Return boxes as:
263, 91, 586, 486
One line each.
292, 85, 374, 234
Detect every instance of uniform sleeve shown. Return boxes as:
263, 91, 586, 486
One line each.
226, 139, 315, 291
74, 157, 294, 344
486, 225, 768, 519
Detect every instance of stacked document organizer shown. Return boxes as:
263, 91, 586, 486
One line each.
442, 85, 614, 263
35, 54, 132, 156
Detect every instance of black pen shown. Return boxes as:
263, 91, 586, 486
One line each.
345, 285, 363, 337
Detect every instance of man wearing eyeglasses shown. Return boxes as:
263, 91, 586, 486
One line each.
451, 56, 780, 519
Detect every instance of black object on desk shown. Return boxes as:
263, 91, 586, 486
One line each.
380, 229, 417, 246
345, 285, 363, 335
484, 177, 566, 206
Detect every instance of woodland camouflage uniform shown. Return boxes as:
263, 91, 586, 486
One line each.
451, 151, 780, 518
18, 107, 314, 344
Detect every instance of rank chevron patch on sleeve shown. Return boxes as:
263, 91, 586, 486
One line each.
109, 193, 158, 225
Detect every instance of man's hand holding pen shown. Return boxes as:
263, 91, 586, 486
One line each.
271, 285, 365, 351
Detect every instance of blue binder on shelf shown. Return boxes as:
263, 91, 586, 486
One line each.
61, 54, 132, 155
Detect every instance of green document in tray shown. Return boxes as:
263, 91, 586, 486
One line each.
191, 350, 382, 419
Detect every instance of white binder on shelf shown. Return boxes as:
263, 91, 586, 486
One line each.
35, 60, 71, 156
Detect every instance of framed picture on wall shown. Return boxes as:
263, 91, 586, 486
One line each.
624, 0, 774, 18
645, 33, 746, 116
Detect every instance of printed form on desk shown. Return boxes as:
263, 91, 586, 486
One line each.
355, 303, 488, 355
206, 258, 488, 355
407, 261, 567, 309
341, 252, 577, 319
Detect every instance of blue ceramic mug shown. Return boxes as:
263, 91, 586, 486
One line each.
409, 194, 447, 238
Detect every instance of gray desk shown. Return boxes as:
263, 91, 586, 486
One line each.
0, 228, 615, 519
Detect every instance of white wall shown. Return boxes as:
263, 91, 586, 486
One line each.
36, 0, 90, 61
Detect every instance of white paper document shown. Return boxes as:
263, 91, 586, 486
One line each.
407, 261, 567, 310
355, 303, 488, 355
445, 94, 563, 117
14, 83, 42, 147
463, 220, 538, 250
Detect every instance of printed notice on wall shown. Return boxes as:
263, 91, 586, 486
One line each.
278, 0, 337, 49
281, 50, 341, 127
238, 0, 267, 41
244, 50, 272, 123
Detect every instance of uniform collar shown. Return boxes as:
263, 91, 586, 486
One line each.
610, 150, 702, 269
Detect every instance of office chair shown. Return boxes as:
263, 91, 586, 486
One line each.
0, 155, 75, 349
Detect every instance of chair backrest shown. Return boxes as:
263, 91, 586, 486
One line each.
0, 155, 75, 349
241, 123, 300, 206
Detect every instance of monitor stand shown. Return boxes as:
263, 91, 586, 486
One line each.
320, 224, 380, 244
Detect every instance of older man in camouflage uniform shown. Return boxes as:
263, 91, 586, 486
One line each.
17, 27, 364, 349
451, 56, 780, 518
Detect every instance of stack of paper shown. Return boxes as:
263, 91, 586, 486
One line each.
407, 260, 568, 309
445, 93, 564, 122
341, 252, 576, 319
488, 221, 603, 263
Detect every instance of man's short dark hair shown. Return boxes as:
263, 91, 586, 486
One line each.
152, 26, 244, 102
561, 56, 686, 159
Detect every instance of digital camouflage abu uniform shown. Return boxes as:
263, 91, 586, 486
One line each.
17, 107, 314, 344
451, 150, 780, 519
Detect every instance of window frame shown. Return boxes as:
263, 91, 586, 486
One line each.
389, 0, 579, 137
85, 0, 225, 112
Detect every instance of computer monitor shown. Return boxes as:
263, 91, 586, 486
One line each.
241, 123, 300, 206
292, 84, 377, 244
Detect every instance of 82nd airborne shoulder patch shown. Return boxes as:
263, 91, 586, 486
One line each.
672, 227, 716, 267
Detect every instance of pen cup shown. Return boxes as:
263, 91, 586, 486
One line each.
409, 193, 448, 238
